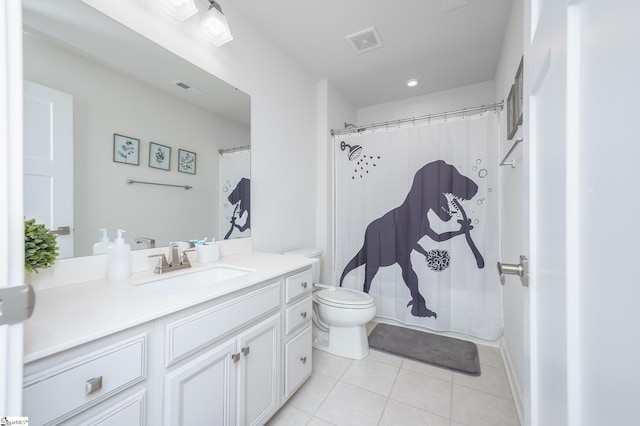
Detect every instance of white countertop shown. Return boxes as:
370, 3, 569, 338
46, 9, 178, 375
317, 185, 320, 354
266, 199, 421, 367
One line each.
24, 252, 314, 364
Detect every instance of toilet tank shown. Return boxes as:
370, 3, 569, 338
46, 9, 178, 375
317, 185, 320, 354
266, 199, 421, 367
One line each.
283, 248, 322, 284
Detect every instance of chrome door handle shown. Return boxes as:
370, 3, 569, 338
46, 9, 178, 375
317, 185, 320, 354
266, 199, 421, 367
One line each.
48, 226, 70, 235
497, 255, 529, 287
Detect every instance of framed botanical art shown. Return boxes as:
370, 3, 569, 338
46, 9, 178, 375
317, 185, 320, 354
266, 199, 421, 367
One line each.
178, 149, 196, 174
515, 56, 523, 125
113, 134, 140, 165
149, 142, 171, 171
507, 84, 517, 140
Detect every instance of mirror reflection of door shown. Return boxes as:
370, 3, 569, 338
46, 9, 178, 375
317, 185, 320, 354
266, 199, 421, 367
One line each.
219, 147, 251, 240
23, 80, 74, 258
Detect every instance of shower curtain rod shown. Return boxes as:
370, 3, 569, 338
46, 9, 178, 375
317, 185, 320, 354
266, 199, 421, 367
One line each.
330, 100, 504, 136
218, 145, 250, 154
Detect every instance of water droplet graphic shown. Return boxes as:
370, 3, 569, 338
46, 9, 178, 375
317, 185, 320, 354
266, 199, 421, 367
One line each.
477, 199, 484, 205
478, 169, 488, 178
472, 166, 478, 171
488, 188, 493, 192
222, 187, 228, 192
474, 219, 480, 224
476, 159, 482, 164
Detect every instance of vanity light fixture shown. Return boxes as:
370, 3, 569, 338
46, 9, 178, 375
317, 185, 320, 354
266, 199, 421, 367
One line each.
406, 78, 419, 88
200, 0, 233, 46
156, 0, 199, 21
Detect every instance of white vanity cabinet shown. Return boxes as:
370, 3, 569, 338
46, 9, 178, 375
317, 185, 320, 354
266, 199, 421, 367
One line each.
281, 269, 313, 400
23, 258, 315, 426
23, 325, 150, 426
158, 280, 282, 426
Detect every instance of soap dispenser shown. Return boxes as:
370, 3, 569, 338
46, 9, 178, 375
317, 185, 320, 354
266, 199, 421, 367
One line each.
93, 228, 110, 255
107, 229, 131, 282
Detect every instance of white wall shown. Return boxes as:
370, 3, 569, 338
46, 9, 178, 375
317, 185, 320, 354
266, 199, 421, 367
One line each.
80, 0, 318, 255
357, 81, 495, 125
493, 0, 525, 422
24, 34, 249, 256
316, 80, 356, 284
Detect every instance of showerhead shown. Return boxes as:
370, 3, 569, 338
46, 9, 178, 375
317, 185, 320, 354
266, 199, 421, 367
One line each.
340, 141, 363, 161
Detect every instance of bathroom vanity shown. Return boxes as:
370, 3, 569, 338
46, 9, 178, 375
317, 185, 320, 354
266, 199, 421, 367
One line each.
22, 252, 314, 425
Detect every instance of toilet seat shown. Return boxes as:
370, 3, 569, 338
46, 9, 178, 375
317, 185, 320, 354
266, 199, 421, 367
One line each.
315, 287, 375, 309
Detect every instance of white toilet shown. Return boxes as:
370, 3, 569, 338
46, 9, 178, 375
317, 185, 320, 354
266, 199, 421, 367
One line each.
284, 248, 376, 360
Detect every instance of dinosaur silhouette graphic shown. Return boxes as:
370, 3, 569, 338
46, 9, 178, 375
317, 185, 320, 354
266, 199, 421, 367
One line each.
339, 160, 483, 318
224, 177, 251, 239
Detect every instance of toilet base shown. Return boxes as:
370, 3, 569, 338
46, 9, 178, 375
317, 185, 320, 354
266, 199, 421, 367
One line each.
312, 323, 369, 360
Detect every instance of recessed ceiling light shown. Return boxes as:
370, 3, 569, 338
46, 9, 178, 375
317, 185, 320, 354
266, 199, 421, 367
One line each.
406, 79, 419, 88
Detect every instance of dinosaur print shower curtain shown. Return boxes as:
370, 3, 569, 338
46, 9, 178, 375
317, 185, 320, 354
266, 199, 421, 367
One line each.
335, 113, 503, 340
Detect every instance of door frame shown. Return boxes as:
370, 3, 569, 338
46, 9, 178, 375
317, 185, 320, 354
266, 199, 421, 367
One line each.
0, 0, 26, 415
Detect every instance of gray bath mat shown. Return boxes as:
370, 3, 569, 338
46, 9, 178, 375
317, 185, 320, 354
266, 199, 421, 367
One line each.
368, 323, 481, 376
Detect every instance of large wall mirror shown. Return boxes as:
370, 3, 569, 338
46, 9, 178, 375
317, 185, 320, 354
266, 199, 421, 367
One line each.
22, 0, 251, 259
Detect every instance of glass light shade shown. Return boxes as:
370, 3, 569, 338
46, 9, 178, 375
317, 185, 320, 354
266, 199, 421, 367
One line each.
156, 0, 198, 21
199, 5, 233, 46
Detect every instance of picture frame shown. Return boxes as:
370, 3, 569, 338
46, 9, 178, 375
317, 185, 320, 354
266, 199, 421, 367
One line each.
515, 56, 523, 125
113, 134, 140, 165
149, 142, 171, 171
507, 84, 517, 140
178, 149, 197, 174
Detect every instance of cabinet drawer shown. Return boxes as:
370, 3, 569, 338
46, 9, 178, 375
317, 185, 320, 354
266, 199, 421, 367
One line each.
285, 269, 312, 303
165, 281, 280, 366
285, 296, 312, 335
284, 326, 312, 399
23, 334, 146, 426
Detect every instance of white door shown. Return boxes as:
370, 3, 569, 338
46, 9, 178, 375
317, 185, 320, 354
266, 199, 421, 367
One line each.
528, 1, 640, 424
23, 80, 74, 258
526, 0, 569, 425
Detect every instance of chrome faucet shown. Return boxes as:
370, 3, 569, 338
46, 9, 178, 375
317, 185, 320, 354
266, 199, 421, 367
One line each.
148, 241, 195, 274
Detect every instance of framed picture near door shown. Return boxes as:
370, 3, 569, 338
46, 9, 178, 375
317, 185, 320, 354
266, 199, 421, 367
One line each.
507, 84, 517, 140
515, 56, 523, 125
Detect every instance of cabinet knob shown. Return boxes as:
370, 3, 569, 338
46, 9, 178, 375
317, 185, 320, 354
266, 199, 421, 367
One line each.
242, 346, 250, 356
300, 311, 307, 319
232, 353, 240, 363
300, 356, 307, 364
301, 281, 308, 289
85, 376, 103, 395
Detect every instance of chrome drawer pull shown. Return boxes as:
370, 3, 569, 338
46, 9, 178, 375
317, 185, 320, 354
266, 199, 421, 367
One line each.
300, 311, 307, 319
85, 376, 103, 395
301, 281, 308, 289
300, 356, 307, 364
242, 346, 250, 356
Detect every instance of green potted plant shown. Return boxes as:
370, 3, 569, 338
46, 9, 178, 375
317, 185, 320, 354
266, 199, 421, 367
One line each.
24, 218, 59, 275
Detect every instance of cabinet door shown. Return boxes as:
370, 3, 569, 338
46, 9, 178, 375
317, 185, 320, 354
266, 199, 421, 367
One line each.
237, 314, 280, 426
164, 338, 237, 426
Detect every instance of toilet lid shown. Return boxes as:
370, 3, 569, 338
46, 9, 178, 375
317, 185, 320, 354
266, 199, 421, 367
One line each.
315, 287, 374, 306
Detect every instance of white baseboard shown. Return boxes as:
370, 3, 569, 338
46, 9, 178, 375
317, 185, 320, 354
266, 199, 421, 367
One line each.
500, 337, 524, 426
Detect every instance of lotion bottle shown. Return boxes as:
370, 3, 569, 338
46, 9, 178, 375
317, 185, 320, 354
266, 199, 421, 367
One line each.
107, 229, 131, 282
93, 228, 110, 255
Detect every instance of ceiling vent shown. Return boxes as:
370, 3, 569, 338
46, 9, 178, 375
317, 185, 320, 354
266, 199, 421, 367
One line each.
172, 80, 204, 96
346, 27, 383, 54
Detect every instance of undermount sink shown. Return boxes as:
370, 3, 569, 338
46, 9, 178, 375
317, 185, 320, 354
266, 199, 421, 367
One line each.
134, 266, 251, 293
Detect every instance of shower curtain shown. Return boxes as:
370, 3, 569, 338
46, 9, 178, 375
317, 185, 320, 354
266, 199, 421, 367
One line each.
334, 113, 502, 340
219, 148, 251, 240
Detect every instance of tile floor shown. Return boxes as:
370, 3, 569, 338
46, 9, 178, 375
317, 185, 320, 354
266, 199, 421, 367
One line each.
268, 325, 520, 426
